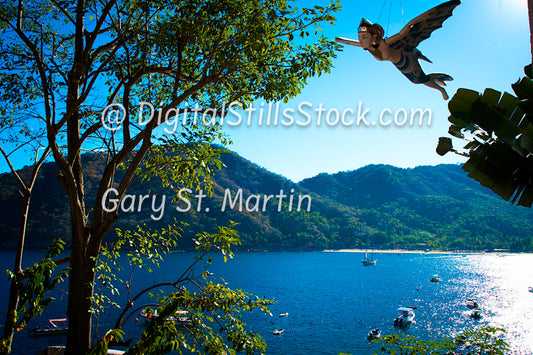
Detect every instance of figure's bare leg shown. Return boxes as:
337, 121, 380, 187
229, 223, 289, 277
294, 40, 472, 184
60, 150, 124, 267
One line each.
423, 80, 449, 100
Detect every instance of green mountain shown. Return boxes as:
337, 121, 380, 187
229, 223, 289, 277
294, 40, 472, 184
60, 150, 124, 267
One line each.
300, 165, 533, 251
1, 150, 532, 251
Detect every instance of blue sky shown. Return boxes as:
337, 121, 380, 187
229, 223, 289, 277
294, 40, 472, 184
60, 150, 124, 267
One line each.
1, 0, 531, 182
224, 0, 531, 181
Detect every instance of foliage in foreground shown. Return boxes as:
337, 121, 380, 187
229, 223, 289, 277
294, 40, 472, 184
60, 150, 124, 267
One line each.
88, 221, 274, 355
437, 64, 533, 207
371, 326, 510, 354
0, 239, 68, 353
0, 0, 341, 351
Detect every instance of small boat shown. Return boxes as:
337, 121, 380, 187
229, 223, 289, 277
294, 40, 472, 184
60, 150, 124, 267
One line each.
30, 318, 68, 337
279, 312, 289, 317
528, 286, 533, 293
273, 329, 284, 335
470, 308, 483, 319
41, 346, 125, 354
429, 274, 442, 282
138, 309, 191, 325
367, 328, 381, 341
361, 258, 377, 266
361, 251, 377, 266
393, 307, 415, 327
466, 298, 479, 309
361, 239, 377, 266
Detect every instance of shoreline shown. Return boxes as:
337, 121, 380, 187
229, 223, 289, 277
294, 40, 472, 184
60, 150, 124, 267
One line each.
323, 248, 517, 255
0, 248, 522, 255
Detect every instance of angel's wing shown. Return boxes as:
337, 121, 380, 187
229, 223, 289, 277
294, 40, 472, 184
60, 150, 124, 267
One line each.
386, 0, 460, 50
335, 37, 361, 47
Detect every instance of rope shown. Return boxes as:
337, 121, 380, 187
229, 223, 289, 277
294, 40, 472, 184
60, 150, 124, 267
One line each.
377, 0, 406, 37
398, 0, 405, 25
386, 0, 393, 36
377, 0, 388, 23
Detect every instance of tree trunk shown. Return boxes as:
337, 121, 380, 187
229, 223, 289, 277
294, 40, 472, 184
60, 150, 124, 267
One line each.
64, 0, 90, 352
65, 231, 96, 354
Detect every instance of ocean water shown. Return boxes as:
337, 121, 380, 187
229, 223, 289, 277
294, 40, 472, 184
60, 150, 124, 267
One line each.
1, 251, 532, 354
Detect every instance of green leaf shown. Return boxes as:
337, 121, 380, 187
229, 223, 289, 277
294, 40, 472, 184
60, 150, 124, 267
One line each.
436, 137, 454, 156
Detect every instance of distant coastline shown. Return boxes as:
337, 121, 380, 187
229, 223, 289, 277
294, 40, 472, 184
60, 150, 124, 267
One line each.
323, 249, 519, 255
0, 248, 523, 256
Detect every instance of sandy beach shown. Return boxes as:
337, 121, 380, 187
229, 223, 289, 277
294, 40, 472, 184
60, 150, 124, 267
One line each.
323, 249, 514, 255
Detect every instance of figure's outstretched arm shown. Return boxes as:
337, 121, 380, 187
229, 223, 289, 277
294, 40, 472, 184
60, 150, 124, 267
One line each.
335, 37, 361, 47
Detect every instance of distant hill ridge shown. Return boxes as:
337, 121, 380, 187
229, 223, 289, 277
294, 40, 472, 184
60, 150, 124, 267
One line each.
300, 164, 495, 208
1, 150, 532, 251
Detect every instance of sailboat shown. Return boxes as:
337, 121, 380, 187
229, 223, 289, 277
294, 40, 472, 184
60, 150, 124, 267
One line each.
361, 245, 377, 266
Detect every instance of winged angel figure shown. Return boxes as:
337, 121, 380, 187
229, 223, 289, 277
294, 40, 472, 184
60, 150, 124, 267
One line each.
336, 0, 460, 100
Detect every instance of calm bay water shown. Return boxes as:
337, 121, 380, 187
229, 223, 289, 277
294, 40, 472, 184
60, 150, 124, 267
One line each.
1, 251, 532, 354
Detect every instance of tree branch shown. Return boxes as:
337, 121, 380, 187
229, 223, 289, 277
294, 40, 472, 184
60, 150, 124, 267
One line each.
50, 0, 76, 26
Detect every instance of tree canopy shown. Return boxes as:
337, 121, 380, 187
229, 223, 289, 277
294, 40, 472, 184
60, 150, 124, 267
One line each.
0, 0, 341, 353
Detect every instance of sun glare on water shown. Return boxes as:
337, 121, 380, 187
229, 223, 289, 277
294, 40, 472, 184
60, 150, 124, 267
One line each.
475, 254, 533, 353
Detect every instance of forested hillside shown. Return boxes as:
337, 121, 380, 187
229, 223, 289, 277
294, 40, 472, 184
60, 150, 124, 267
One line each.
300, 165, 533, 251
1, 150, 532, 251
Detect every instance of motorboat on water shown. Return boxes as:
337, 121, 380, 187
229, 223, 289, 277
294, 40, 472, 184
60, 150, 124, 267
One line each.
466, 298, 479, 309
367, 328, 381, 341
29, 318, 68, 337
470, 308, 483, 319
393, 307, 415, 327
429, 274, 442, 282
273, 329, 284, 335
528, 286, 533, 293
